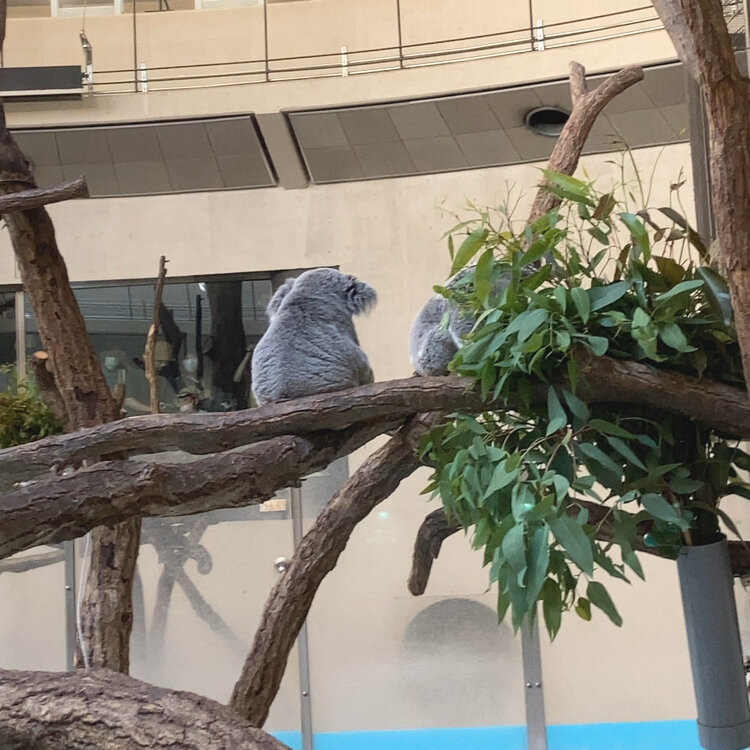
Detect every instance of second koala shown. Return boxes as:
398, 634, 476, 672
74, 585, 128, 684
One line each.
252, 268, 377, 405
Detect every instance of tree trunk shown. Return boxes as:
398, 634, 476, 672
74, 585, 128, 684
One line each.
229, 415, 433, 726
0, 106, 139, 673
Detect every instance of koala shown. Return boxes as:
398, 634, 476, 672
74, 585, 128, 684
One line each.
410, 267, 510, 376
251, 268, 377, 405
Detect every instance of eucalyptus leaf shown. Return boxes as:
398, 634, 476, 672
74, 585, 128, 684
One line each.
587, 581, 623, 626
550, 515, 594, 575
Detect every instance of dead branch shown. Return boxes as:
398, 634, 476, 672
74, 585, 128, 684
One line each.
144, 256, 167, 414
0, 419, 397, 560
528, 62, 645, 223
0, 548, 64, 574
3, 356, 750, 489
0, 668, 289, 750
0, 177, 89, 214
229, 414, 435, 726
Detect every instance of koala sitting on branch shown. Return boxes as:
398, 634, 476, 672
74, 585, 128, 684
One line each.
251, 268, 377, 405
410, 267, 511, 376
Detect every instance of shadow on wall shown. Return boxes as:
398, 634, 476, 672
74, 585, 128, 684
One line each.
400, 598, 524, 726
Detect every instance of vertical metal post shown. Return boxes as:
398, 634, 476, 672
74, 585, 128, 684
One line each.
290, 486, 314, 750
14, 291, 25, 381
685, 72, 715, 243
132, 0, 138, 92
64, 541, 77, 671
527, 0, 534, 51
521, 614, 548, 750
263, 0, 270, 82
340, 46, 349, 76
395, 0, 403, 68
534, 19, 545, 52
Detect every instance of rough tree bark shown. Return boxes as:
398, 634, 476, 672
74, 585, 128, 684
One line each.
229, 415, 434, 726
0, 105, 140, 673
652, 0, 750, 390
0, 668, 289, 750
3, 356, 749, 489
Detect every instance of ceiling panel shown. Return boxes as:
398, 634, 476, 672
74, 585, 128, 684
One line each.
456, 130, 522, 167
404, 136, 468, 172
291, 113, 349, 149
353, 141, 416, 178
303, 146, 364, 182
386, 102, 449, 140
436, 96, 500, 135
11, 116, 276, 196
338, 109, 401, 145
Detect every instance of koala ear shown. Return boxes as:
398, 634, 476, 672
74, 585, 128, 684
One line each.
344, 277, 377, 316
266, 278, 296, 319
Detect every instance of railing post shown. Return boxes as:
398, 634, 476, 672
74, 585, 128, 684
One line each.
534, 19, 545, 51
395, 0, 404, 68
340, 45, 349, 76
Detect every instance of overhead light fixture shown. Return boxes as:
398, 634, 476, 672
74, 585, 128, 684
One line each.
525, 106, 569, 137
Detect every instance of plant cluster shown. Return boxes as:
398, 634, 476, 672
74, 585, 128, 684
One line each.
423, 172, 749, 637
0, 366, 62, 448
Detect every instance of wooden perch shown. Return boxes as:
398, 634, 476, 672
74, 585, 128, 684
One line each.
0, 668, 288, 750
528, 62, 644, 224
0, 177, 88, 215
229, 414, 434, 727
3, 356, 750, 490
0, 419, 396, 560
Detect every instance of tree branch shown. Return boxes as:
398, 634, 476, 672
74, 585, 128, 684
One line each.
0, 419, 397, 560
528, 62, 645, 223
0, 177, 89, 214
229, 414, 435, 727
0, 668, 288, 750
3, 357, 750, 489
407, 503, 750, 597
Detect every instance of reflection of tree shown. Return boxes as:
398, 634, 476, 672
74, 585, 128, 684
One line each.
206, 281, 248, 410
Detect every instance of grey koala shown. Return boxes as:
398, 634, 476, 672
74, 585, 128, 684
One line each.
252, 268, 377, 405
410, 268, 510, 376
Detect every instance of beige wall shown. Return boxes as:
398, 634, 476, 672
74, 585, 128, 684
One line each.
4, 0, 676, 128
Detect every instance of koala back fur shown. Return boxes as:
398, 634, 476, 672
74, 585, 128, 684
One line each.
252, 268, 377, 405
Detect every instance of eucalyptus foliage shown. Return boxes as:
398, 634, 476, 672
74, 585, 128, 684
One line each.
423, 171, 749, 638
0, 366, 62, 448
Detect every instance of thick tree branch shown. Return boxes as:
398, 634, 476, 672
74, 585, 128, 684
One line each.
3, 357, 750, 489
0, 668, 289, 750
229, 415, 435, 727
0, 177, 89, 214
0, 419, 396, 560
528, 62, 645, 223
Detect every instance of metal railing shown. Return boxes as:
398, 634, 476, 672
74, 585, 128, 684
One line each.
47, 3, 669, 94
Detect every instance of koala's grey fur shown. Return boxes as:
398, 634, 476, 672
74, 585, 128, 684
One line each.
266, 278, 296, 320
252, 268, 377, 405
410, 268, 510, 376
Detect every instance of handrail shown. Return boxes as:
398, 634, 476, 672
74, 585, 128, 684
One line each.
84, 4, 664, 94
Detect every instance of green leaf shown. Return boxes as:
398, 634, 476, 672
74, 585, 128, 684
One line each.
541, 579, 562, 639
484, 458, 519, 499
585, 335, 609, 357
526, 524, 550, 606
587, 581, 623, 626
588, 281, 629, 311
588, 419, 636, 439
592, 192, 617, 221
518, 308, 549, 342
641, 492, 690, 531
561, 388, 589, 421
547, 387, 566, 425
502, 524, 527, 577
653, 255, 686, 286
605, 435, 646, 470
550, 515, 594, 575
450, 227, 489, 275
474, 248, 494, 306
669, 477, 703, 494
696, 266, 733, 328
575, 597, 592, 620
659, 323, 695, 353
556, 330, 571, 351
577, 442, 623, 478
570, 286, 590, 324
620, 212, 650, 258
653, 279, 704, 308
520, 240, 551, 267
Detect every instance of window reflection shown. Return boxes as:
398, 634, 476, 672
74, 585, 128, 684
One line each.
24, 275, 271, 415
0, 292, 15, 373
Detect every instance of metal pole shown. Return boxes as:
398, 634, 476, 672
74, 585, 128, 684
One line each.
14, 290, 25, 381
290, 486, 314, 750
132, 0, 138, 92
528, 0, 534, 51
64, 541, 77, 671
263, 0, 270, 82
521, 613, 548, 750
395, 0, 403, 68
685, 72, 714, 242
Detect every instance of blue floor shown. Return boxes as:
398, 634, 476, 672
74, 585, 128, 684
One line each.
274, 720, 701, 750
